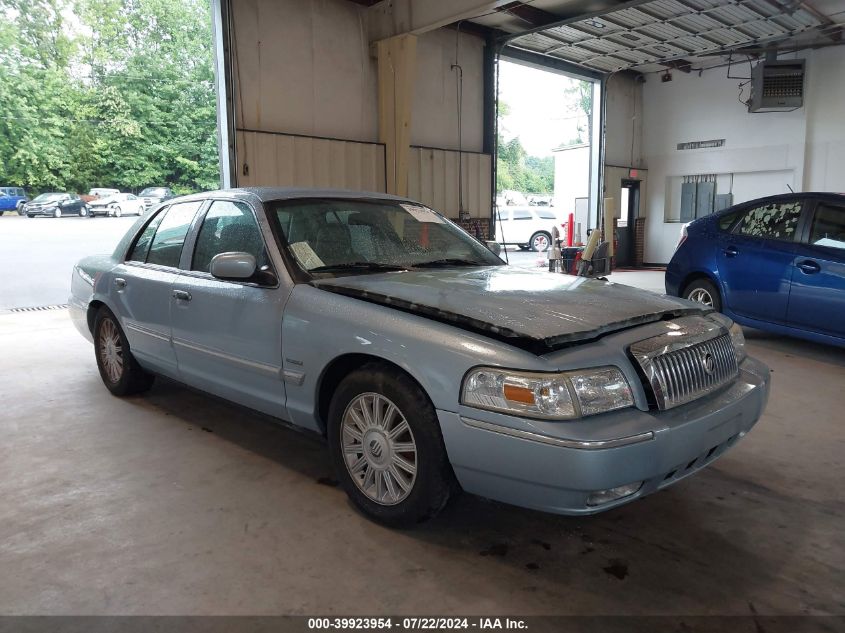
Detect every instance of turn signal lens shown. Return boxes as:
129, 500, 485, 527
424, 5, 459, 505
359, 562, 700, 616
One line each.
503, 383, 535, 404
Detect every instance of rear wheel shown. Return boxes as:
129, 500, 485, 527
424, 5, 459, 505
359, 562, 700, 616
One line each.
684, 278, 722, 312
327, 363, 455, 527
530, 231, 551, 252
93, 307, 155, 396
79, 206, 88, 217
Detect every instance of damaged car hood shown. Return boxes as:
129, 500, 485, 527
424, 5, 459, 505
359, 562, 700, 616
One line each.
311, 267, 708, 352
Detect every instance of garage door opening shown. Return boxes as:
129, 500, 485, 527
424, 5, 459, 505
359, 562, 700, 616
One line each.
493, 55, 600, 259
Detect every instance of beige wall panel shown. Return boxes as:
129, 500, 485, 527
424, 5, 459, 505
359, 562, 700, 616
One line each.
408, 147, 491, 218
235, 130, 386, 191
232, 0, 377, 141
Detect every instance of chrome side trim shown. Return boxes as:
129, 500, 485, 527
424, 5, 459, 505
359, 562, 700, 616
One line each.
171, 337, 280, 376
459, 416, 654, 450
125, 322, 170, 343
282, 368, 306, 386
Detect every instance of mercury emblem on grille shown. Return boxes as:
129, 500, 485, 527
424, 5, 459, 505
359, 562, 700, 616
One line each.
702, 352, 716, 376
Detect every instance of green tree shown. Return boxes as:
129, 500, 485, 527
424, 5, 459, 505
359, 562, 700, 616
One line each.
495, 100, 554, 194
0, 0, 218, 194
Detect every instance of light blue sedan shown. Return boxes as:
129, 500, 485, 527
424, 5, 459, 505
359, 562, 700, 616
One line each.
70, 188, 770, 525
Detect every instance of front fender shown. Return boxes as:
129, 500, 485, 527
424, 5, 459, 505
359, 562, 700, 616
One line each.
280, 284, 546, 433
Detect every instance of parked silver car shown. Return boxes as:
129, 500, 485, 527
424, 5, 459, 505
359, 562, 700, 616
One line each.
69, 188, 770, 525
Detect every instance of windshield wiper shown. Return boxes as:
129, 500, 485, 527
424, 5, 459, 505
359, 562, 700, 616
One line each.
412, 258, 486, 268
309, 262, 408, 273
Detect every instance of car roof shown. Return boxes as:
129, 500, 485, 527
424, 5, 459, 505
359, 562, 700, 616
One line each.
170, 187, 415, 206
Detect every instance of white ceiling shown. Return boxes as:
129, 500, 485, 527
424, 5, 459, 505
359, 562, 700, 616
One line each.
470, 0, 845, 73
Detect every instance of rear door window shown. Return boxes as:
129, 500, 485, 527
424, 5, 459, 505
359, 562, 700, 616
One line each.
808, 203, 845, 251
128, 208, 168, 262
145, 201, 202, 267
733, 200, 802, 242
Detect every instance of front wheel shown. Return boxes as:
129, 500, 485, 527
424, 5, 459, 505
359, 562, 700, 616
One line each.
684, 278, 722, 312
113, 206, 122, 218
327, 363, 455, 527
93, 307, 155, 396
530, 231, 551, 252
53, 207, 62, 218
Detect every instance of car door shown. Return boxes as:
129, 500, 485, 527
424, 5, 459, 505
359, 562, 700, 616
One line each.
510, 208, 535, 243
109, 200, 204, 378
126, 194, 142, 215
169, 198, 287, 418
716, 198, 803, 324
786, 199, 845, 338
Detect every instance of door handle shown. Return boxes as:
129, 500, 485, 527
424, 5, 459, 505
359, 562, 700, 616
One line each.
172, 289, 192, 302
723, 246, 738, 257
796, 260, 821, 274
114, 277, 126, 289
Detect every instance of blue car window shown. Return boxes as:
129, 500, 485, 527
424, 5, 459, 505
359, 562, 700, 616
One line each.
146, 201, 202, 268
809, 204, 845, 251
733, 201, 802, 242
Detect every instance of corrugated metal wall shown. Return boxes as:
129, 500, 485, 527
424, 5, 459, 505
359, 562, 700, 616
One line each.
235, 130, 387, 192
408, 147, 492, 219
235, 130, 493, 219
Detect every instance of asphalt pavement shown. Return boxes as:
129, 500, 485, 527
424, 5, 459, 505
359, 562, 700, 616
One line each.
0, 214, 138, 311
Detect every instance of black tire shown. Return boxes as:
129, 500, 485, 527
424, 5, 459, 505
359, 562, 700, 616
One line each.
327, 362, 456, 527
530, 231, 552, 252
683, 278, 722, 312
26, 214, 34, 218
93, 306, 155, 396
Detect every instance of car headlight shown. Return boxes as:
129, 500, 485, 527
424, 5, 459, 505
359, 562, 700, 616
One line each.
461, 366, 634, 420
708, 313, 747, 363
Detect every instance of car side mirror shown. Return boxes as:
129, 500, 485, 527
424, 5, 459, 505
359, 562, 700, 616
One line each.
485, 241, 502, 257
209, 252, 257, 280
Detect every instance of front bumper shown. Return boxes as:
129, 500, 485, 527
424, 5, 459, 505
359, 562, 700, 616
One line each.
25, 207, 58, 216
438, 356, 770, 515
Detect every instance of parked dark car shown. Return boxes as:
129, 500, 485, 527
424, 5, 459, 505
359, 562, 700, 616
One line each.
666, 192, 845, 347
0, 187, 29, 214
139, 186, 174, 210
23, 193, 88, 218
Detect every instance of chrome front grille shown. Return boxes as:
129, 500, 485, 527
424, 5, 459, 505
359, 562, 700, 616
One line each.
630, 316, 739, 410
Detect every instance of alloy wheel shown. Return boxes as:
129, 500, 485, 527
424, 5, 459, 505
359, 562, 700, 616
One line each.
533, 234, 549, 251
98, 318, 124, 384
688, 288, 714, 307
341, 392, 417, 506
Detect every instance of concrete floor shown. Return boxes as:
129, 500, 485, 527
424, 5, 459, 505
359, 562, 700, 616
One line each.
1, 306, 843, 616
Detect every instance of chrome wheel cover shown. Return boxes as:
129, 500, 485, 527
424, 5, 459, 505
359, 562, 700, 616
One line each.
341, 392, 417, 506
98, 318, 124, 383
533, 234, 549, 251
688, 288, 714, 307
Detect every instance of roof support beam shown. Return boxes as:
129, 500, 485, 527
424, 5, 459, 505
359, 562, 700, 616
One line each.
367, 0, 513, 40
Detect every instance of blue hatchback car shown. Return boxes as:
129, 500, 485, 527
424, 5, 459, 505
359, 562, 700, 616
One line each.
667, 192, 845, 347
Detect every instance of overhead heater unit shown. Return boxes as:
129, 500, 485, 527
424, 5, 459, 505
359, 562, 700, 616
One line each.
748, 59, 805, 112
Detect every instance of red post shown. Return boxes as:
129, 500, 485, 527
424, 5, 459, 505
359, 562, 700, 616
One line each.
567, 213, 574, 246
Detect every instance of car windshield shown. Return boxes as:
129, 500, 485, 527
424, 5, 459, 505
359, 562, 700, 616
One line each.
33, 193, 64, 202
267, 198, 503, 274
140, 188, 168, 196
